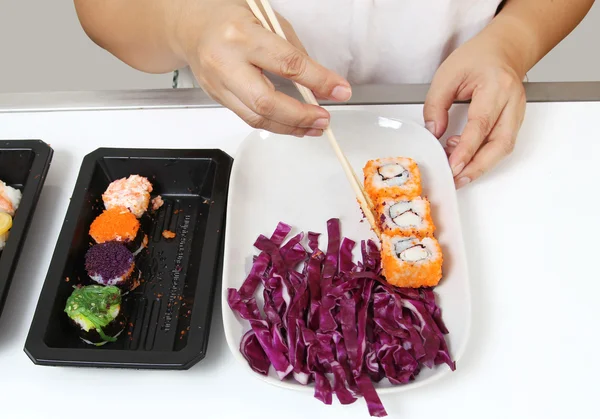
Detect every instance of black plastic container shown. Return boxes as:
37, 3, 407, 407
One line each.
25, 148, 232, 369
0, 140, 53, 319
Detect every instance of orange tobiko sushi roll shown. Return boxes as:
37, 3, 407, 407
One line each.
376, 197, 435, 238
363, 157, 422, 205
89, 206, 140, 245
381, 234, 442, 288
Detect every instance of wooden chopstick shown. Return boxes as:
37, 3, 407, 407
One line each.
245, 0, 381, 238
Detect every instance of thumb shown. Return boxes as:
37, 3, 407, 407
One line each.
423, 69, 459, 138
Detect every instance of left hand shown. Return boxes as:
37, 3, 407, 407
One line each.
423, 34, 527, 189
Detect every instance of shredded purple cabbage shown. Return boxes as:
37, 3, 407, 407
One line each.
227, 219, 455, 417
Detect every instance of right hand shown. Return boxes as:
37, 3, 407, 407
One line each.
172, 0, 352, 136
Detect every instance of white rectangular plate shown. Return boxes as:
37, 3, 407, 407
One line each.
222, 109, 471, 395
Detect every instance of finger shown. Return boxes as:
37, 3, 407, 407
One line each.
277, 12, 309, 55
219, 87, 323, 137
454, 91, 525, 188
445, 135, 460, 148
246, 25, 352, 102
444, 135, 460, 156
423, 66, 462, 138
223, 64, 331, 129
448, 85, 508, 177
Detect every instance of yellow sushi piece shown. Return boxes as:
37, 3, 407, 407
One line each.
0, 212, 12, 235
0, 212, 13, 250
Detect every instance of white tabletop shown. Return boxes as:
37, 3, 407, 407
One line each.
0, 101, 597, 418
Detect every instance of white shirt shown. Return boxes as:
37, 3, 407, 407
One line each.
175, 0, 503, 88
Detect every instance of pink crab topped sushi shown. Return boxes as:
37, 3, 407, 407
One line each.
102, 175, 153, 218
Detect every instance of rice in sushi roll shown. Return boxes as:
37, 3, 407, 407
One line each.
85, 242, 135, 289
102, 175, 153, 218
0, 180, 22, 217
64, 285, 126, 346
381, 234, 443, 288
0, 212, 12, 251
364, 157, 422, 205
377, 197, 435, 238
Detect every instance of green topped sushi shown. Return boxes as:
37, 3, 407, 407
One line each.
65, 285, 126, 346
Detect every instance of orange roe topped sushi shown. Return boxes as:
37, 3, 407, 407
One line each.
89, 206, 140, 244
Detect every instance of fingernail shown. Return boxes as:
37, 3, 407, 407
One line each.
306, 128, 323, 137
451, 162, 465, 177
313, 118, 329, 129
446, 137, 459, 147
425, 121, 436, 136
331, 85, 352, 101
456, 177, 471, 189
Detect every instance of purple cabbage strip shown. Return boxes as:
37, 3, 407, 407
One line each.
228, 218, 455, 417
227, 289, 293, 379
240, 330, 270, 375
314, 372, 333, 405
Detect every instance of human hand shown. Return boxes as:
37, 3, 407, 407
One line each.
423, 33, 526, 188
173, 0, 351, 136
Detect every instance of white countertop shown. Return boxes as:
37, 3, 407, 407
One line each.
0, 101, 597, 419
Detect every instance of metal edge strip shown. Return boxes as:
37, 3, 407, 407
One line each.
0, 82, 599, 113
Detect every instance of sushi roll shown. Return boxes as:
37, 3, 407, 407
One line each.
0, 212, 12, 251
64, 285, 126, 346
85, 242, 135, 289
377, 197, 435, 238
89, 206, 147, 254
363, 157, 422, 205
381, 234, 443, 288
102, 175, 153, 218
0, 180, 22, 217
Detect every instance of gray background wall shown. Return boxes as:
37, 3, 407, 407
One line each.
0, 1, 598, 94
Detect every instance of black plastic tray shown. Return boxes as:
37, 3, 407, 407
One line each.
25, 148, 232, 369
0, 140, 53, 319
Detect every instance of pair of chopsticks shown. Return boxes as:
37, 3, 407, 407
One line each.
245, 0, 380, 239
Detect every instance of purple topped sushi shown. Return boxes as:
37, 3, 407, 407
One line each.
85, 242, 135, 289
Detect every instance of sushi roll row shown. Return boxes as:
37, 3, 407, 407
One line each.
65, 175, 154, 346
0, 180, 22, 251
363, 157, 443, 288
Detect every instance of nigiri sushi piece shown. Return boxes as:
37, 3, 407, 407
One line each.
364, 157, 422, 205
64, 285, 126, 346
85, 242, 135, 289
377, 197, 435, 238
381, 234, 443, 288
0, 212, 12, 250
0, 180, 22, 217
102, 175, 153, 218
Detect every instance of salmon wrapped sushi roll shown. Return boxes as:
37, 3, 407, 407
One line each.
363, 157, 422, 205
377, 197, 435, 238
0, 180, 22, 217
381, 234, 442, 288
